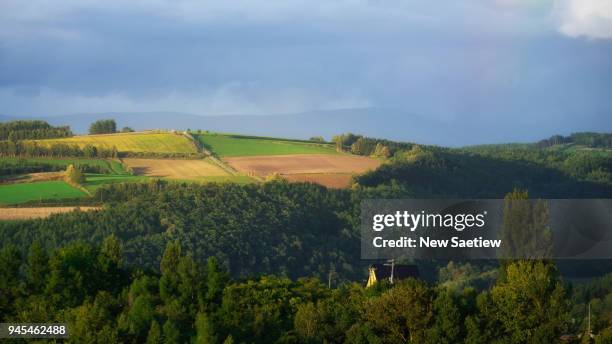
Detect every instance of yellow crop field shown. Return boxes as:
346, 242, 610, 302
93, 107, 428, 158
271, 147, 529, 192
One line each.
32, 131, 197, 154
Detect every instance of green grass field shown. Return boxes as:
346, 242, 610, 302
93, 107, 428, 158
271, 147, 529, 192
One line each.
0, 157, 127, 174
83, 174, 148, 192
0, 181, 87, 204
0, 171, 254, 204
32, 131, 197, 154
194, 133, 337, 157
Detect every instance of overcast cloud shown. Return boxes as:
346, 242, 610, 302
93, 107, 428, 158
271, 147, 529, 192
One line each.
0, 0, 611, 129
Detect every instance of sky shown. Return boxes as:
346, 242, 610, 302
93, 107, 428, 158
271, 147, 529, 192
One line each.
0, 0, 611, 130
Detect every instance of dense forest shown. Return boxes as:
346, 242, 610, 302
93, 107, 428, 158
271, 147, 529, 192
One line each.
1, 237, 610, 343
0, 181, 365, 279
0, 120, 72, 141
536, 132, 612, 149
355, 145, 612, 198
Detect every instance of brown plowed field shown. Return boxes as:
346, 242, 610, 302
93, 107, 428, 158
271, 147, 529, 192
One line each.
223, 154, 381, 177
122, 158, 228, 179
282, 173, 354, 188
0, 206, 101, 220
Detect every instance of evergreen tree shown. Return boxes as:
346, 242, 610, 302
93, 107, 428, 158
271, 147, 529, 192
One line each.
125, 295, 156, 339
44, 243, 101, 308
97, 235, 125, 294
380, 145, 391, 158
464, 292, 503, 343
26, 241, 49, 294
425, 289, 463, 343
205, 257, 228, 307
119, 275, 158, 341
176, 254, 203, 316
0, 245, 22, 317
500, 189, 553, 260
195, 312, 217, 344
159, 241, 182, 304
67, 292, 119, 344
99, 234, 124, 269
146, 321, 163, 344
65, 164, 85, 184
162, 320, 181, 344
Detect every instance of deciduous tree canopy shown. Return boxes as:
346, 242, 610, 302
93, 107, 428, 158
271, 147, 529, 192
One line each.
89, 119, 117, 135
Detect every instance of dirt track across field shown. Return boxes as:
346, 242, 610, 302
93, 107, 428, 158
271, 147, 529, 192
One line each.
122, 158, 228, 179
282, 173, 354, 188
223, 154, 381, 177
0, 206, 101, 220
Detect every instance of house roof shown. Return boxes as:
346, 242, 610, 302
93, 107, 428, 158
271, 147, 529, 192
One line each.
370, 263, 420, 281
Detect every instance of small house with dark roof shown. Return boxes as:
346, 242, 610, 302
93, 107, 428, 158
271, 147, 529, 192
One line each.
367, 263, 420, 287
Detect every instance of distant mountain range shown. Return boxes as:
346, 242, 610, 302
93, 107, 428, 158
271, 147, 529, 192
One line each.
1, 108, 610, 147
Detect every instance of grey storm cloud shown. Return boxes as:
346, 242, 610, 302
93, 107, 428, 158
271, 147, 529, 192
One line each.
0, 0, 611, 125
